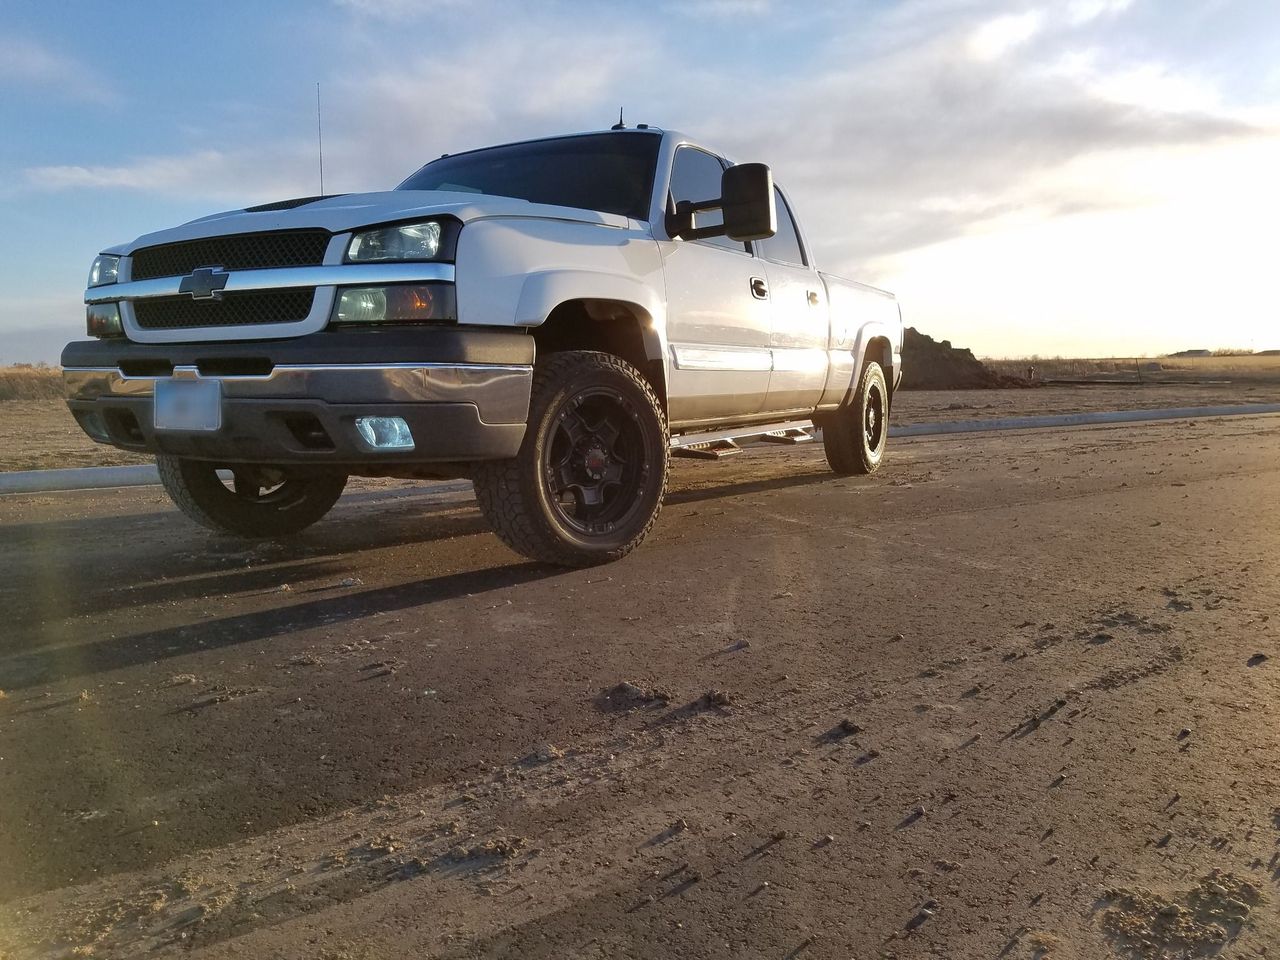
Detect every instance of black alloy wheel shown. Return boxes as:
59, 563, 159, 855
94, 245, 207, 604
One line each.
473, 351, 669, 566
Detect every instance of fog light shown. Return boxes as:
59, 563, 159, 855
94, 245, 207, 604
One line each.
336, 287, 387, 323
333, 284, 456, 324
86, 303, 123, 338
355, 416, 414, 450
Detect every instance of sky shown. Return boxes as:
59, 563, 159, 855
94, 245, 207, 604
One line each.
1, 0, 1278, 363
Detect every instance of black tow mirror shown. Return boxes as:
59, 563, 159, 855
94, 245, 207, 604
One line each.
721, 163, 776, 241
667, 162, 777, 243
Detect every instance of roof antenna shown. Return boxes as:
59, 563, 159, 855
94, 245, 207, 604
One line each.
316, 82, 325, 195
611, 107, 625, 131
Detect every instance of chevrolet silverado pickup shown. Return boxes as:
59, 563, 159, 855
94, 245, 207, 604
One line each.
64, 127, 904, 566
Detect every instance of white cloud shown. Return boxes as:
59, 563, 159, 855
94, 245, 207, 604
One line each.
693, 7, 1257, 278
24, 148, 319, 205
1066, 0, 1135, 27
330, 0, 465, 18
1089, 63, 1222, 113
21, 19, 650, 204
26, 152, 227, 191
1046, 45, 1226, 115
317, 24, 653, 189
673, 0, 771, 17
967, 11, 1044, 61
0, 33, 114, 103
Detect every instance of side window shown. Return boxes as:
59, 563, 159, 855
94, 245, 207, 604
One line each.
757, 187, 806, 266
668, 147, 748, 253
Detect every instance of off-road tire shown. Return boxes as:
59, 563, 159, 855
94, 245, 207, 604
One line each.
822, 360, 889, 475
473, 351, 669, 566
157, 455, 347, 538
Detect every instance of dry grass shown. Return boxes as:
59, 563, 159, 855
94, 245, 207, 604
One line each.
0, 365, 63, 401
984, 354, 1280, 383
0, 399, 152, 471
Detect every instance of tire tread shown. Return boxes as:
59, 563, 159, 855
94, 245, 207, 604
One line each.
473, 351, 668, 566
157, 455, 346, 538
822, 361, 887, 476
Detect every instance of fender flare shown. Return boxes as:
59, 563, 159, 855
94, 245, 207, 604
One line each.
845, 321, 902, 403
514, 269, 668, 363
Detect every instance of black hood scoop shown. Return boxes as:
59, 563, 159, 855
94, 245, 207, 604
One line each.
244, 194, 347, 213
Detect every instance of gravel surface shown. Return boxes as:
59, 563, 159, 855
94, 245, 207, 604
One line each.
0, 414, 1277, 958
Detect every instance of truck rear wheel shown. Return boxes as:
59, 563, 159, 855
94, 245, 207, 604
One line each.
473, 351, 668, 566
157, 456, 347, 538
822, 360, 888, 475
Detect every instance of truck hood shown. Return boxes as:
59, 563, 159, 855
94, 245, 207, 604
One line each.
108, 191, 635, 254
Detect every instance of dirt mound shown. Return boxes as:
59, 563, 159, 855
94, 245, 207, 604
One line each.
1099, 870, 1263, 958
900, 328, 1030, 390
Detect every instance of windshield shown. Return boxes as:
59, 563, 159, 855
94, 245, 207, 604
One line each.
397, 132, 660, 220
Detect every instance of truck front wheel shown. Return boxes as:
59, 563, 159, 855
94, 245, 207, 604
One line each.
821, 360, 889, 475
473, 351, 669, 566
157, 456, 347, 538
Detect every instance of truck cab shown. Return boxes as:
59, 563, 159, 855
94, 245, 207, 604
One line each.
64, 126, 904, 565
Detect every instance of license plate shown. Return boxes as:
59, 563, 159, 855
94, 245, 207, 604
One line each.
154, 379, 222, 432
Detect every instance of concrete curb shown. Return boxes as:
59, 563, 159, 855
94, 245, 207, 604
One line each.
0, 465, 477, 499
4, 403, 1280, 495
0, 464, 161, 495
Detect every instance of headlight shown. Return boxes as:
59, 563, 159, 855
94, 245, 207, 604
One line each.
347, 221, 442, 262
88, 255, 120, 287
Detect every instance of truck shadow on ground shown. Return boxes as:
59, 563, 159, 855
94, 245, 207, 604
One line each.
0, 560, 558, 691
0, 506, 496, 632
0, 466, 862, 689
3, 467, 851, 634
663, 466, 848, 506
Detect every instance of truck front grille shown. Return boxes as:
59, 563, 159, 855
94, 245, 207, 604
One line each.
133, 290, 316, 330
131, 230, 331, 281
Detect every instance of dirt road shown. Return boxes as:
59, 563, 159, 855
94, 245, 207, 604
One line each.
8, 382, 1280, 472
1, 415, 1278, 958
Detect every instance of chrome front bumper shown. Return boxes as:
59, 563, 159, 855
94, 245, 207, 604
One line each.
64, 362, 531, 426
61, 328, 535, 466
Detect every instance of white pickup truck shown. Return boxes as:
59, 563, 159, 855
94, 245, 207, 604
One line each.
64, 126, 904, 565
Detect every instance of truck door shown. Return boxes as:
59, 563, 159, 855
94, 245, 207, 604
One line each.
758, 187, 828, 416
660, 146, 771, 427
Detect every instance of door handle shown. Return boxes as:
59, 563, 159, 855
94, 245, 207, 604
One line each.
807, 290, 820, 306
750, 276, 769, 300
